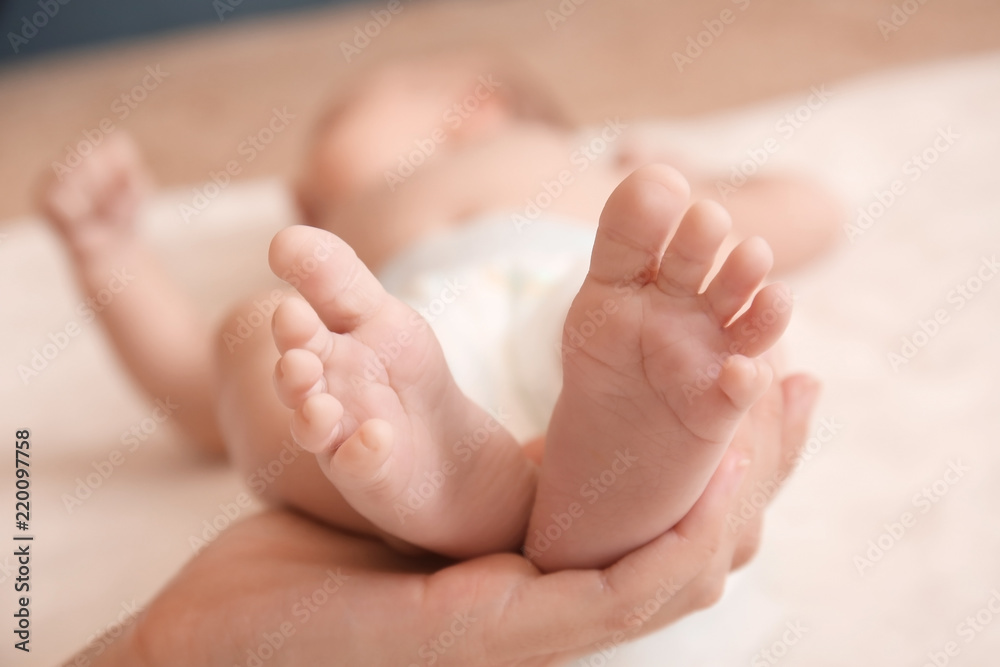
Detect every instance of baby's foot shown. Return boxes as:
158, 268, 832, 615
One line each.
37, 131, 149, 269
268, 226, 536, 558
527, 165, 791, 571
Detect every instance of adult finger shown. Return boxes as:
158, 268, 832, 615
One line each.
491, 448, 751, 662
776, 373, 821, 480
728, 373, 818, 569
730, 514, 764, 571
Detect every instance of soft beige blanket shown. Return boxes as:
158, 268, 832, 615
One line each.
1, 52, 998, 665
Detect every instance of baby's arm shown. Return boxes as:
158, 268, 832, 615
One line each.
38, 133, 224, 454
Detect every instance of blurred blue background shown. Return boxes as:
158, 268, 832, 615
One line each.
1, 0, 357, 61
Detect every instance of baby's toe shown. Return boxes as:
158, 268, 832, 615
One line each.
269, 225, 389, 334
327, 419, 397, 493
589, 164, 691, 288
718, 355, 773, 410
656, 200, 731, 297
726, 283, 793, 357
703, 236, 773, 324
272, 296, 331, 356
274, 348, 325, 409
290, 392, 344, 454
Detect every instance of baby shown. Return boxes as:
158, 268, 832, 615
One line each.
38, 52, 839, 572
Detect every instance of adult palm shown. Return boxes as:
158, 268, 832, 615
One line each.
91, 374, 817, 667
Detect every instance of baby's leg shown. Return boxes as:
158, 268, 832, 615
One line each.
527, 165, 790, 571
267, 226, 538, 559
37, 133, 222, 454
692, 174, 843, 274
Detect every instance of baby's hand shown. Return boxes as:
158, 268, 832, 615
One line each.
37, 131, 149, 260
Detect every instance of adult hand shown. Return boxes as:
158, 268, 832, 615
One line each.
84, 374, 818, 667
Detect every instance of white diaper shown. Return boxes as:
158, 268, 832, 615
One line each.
378, 213, 596, 441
